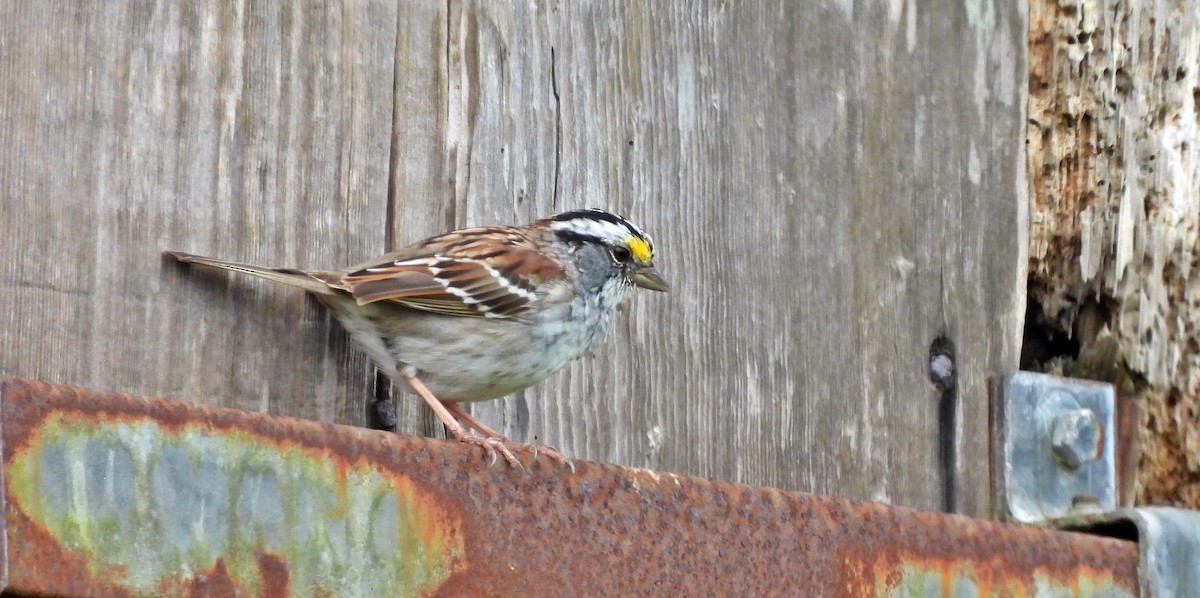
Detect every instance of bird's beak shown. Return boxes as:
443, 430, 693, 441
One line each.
630, 265, 670, 292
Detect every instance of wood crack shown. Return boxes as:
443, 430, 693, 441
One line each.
550, 45, 562, 209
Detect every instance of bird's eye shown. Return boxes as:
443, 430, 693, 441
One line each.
611, 246, 632, 263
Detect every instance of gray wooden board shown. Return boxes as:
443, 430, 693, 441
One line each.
0, 1, 1026, 515
0, 1, 403, 430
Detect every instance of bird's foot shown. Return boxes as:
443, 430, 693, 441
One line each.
449, 429, 573, 471
400, 367, 573, 471
498, 438, 573, 472
449, 431, 522, 467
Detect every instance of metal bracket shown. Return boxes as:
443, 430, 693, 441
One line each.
993, 373, 1200, 595
991, 371, 1116, 523
1063, 508, 1200, 597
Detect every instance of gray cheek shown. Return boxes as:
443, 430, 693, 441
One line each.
574, 244, 621, 293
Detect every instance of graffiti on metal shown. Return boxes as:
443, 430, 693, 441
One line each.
6, 409, 463, 596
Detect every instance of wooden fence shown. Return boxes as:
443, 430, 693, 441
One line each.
0, 1, 1026, 516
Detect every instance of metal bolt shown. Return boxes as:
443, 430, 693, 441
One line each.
1051, 408, 1103, 469
1069, 494, 1104, 515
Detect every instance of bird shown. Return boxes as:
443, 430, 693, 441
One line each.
165, 208, 668, 467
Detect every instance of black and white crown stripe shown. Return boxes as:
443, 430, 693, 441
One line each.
548, 209, 654, 250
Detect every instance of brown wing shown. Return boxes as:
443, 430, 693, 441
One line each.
333, 226, 566, 319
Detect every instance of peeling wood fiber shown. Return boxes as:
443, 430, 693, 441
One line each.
1027, 0, 1200, 505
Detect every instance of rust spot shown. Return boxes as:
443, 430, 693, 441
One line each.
4, 507, 136, 597
182, 558, 240, 598
256, 551, 290, 596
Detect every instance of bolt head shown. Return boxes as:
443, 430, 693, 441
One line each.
1050, 408, 1103, 469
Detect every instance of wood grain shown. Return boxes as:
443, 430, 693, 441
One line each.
0, 1, 1027, 515
0, 1, 400, 427
445, 1, 1027, 514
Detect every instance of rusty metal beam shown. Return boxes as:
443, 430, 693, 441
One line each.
0, 377, 1138, 597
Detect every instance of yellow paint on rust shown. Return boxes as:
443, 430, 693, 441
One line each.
6, 413, 465, 597
867, 556, 1135, 598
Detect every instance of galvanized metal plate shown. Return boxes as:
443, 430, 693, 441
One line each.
1, 377, 1138, 596
1129, 508, 1200, 597
992, 371, 1116, 523
1060, 507, 1200, 598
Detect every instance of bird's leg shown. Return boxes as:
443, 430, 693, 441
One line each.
440, 401, 504, 437
441, 401, 572, 470
400, 366, 519, 467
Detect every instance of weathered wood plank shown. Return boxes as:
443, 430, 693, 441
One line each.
0, 1, 1027, 514
450, 1, 1026, 514
381, 1, 452, 437
0, 1, 399, 426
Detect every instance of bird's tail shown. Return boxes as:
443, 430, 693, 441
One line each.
164, 251, 339, 295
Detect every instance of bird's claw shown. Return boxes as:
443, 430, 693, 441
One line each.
454, 434, 572, 471
458, 435, 522, 468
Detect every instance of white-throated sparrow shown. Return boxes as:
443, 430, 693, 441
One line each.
166, 208, 667, 466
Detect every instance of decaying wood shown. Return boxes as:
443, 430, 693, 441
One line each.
1027, 0, 1200, 506
0, 1, 1027, 514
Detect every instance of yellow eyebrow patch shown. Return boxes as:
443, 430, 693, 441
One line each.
626, 236, 652, 263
